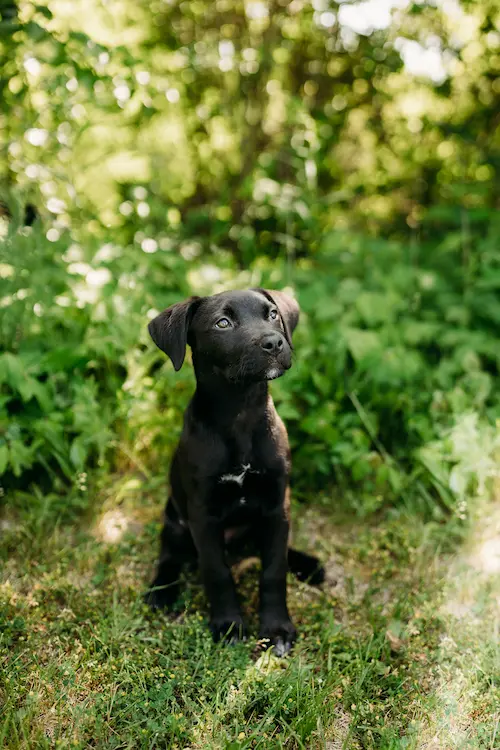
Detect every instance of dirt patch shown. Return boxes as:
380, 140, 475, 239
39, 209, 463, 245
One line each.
324, 707, 353, 749
93, 509, 142, 543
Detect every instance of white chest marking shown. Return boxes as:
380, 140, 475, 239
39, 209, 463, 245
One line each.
219, 463, 251, 486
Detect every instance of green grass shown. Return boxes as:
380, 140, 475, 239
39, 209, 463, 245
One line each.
1, 476, 499, 749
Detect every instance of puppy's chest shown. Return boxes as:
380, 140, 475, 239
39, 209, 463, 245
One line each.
219, 462, 255, 487
208, 462, 268, 520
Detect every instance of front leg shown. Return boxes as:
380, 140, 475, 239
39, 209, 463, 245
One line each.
258, 482, 296, 656
189, 513, 245, 643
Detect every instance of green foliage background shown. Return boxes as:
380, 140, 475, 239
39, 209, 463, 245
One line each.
1, 0, 500, 515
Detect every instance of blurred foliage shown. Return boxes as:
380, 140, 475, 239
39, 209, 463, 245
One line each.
0, 0, 499, 516
2, 0, 499, 243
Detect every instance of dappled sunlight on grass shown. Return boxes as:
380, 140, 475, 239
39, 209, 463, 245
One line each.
414, 492, 500, 748
94, 508, 131, 543
2, 473, 500, 746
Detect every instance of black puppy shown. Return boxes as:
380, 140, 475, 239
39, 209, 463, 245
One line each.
145, 288, 324, 656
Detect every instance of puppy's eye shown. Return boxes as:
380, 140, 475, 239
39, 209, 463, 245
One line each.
269, 309, 278, 320
215, 318, 231, 329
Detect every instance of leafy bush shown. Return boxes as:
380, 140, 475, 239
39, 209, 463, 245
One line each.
0, 221, 195, 489
2, 210, 499, 518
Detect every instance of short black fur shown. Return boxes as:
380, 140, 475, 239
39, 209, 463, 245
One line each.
145, 288, 324, 656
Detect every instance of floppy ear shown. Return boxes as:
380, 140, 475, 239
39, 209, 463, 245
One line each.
148, 296, 200, 371
256, 289, 300, 344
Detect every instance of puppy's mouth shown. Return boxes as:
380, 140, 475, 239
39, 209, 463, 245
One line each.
265, 366, 284, 381
225, 365, 285, 382
218, 354, 292, 383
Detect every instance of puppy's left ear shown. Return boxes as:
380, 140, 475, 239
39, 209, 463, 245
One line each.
148, 296, 201, 371
256, 289, 300, 344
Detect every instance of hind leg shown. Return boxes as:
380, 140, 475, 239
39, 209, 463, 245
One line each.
144, 500, 197, 610
287, 548, 325, 585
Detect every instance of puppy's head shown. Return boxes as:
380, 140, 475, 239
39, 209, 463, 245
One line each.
148, 288, 299, 382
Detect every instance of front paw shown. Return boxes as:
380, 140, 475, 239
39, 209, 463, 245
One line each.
210, 615, 247, 644
143, 580, 180, 611
259, 617, 297, 657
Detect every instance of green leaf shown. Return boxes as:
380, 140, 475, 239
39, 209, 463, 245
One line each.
0, 443, 9, 475
343, 327, 383, 362
276, 403, 301, 421
24, 21, 49, 41
70, 438, 88, 470
39, 347, 86, 373
34, 5, 53, 19
0, 353, 24, 389
355, 291, 401, 325
8, 439, 35, 477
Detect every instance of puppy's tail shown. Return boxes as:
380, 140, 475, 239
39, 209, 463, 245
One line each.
287, 548, 325, 586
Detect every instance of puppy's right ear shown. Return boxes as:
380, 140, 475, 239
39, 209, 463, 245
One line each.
148, 296, 201, 371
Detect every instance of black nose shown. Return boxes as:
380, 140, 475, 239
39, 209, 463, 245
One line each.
260, 333, 284, 354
